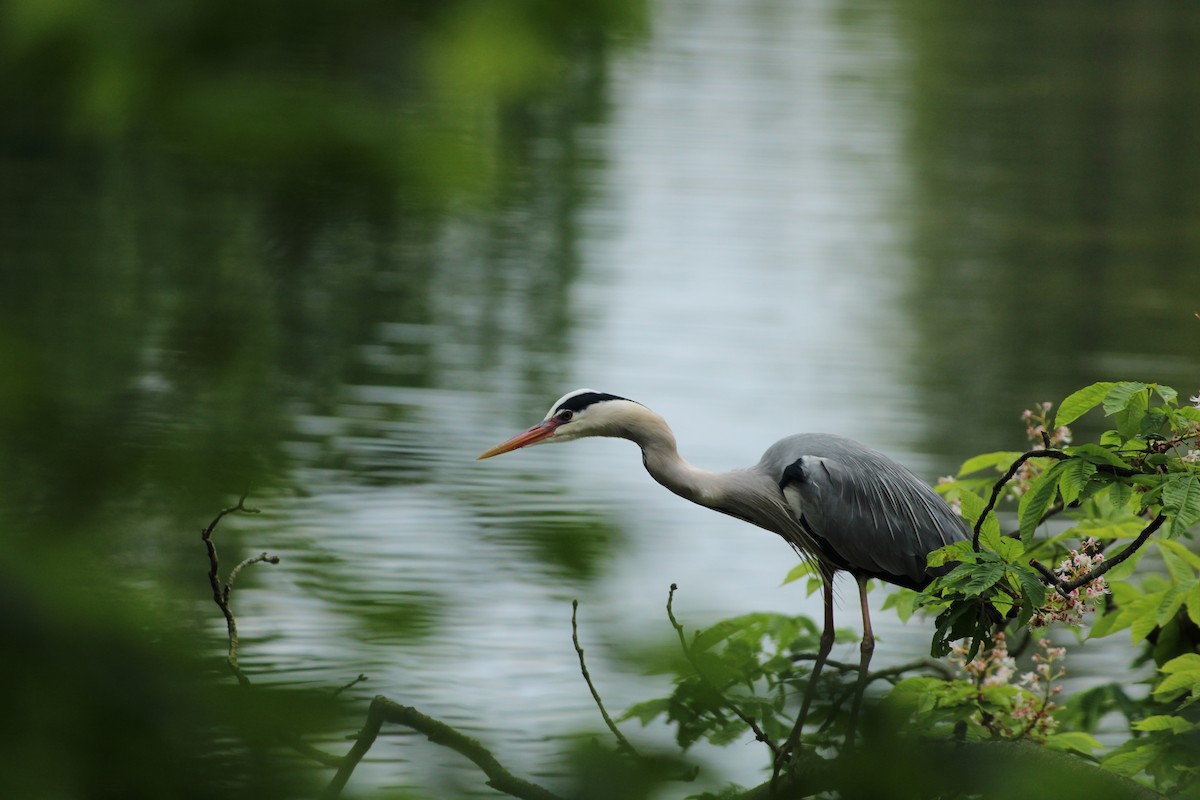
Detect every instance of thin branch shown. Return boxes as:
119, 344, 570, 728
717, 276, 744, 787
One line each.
224, 552, 279, 604
667, 584, 779, 757
323, 697, 565, 800
333, 674, 369, 699
866, 658, 958, 684
198, 498, 345, 768
322, 699, 385, 800
1031, 514, 1165, 598
974, 450, 1068, 552
200, 494, 263, 686
571, 600, 639, 757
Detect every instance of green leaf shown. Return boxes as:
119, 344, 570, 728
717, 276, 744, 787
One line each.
884, 676, 946, 717
1058, 459, 1097, 506
931, 603, 987, 658
1107, 480, 1133, 511
1187, 583, 1200, 626
1018, 461, 1067, 542
963, 561, 1006, 596
1153, 653, 1200, 701
958, 451, 1023, 477
926, 540, 975, 568
1129, 593, 1164, 643
1103, 743, 1158, 776
1153, 670, 1200, 700
1162, 652, 1200, 674
1135, 474, 1169, 510
883, 587, 919, 623
1163, 474, 1200, 538
1044, 731, 1104, 754
1157, 540, 1199, 581
1155, 583, 1189, 627
1056, 382, 1116, 427
1103, 382, 1149, 416
1174, 406, 1200, 426
1100, 429, 1124, 448
977, 520, 1009, 556
1139, 409, 1169, 438
1015, 565, 1047, 607
1063, 443, 1134, 470
782, 560, 820, 586
1153, 384, 1178, 404
992, 535, 1024, 564
954, 490, 1001, 543
1133, 715, 1195, 734
1088, 602, 1126, 639
621, 697, 671, 725
692, 613, 781, 651
1114, 389, 1150, 441
1066, 517, 1145, 542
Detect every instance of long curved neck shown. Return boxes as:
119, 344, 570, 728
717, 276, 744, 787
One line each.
621, 409, 733, 508
619, 406, 806, 546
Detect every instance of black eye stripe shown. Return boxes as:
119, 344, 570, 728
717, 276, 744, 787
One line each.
553, 391, 632, 414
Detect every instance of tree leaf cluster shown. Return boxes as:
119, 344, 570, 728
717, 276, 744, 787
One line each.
622, 611, 845, 752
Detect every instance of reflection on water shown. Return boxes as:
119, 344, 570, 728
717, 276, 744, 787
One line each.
4, 0, 1200, 796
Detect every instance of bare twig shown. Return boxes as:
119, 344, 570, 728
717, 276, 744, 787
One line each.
333, 674, 369, 699
571, 600, 639, 757
1031, 514, 1165, 598
200, 494, 265, 686
323, 697, 565, 800
667, 584, 779, 757
225, 552, 279, 604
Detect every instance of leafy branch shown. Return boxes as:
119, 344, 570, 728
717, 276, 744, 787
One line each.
972, 449, 1068, 552
1030, 514, 1165, 598
666, 584, 780, 757
935, 382, 1200, 634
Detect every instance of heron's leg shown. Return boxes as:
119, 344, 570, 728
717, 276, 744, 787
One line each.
845, 574, 876, 745
773, 577, 835, 786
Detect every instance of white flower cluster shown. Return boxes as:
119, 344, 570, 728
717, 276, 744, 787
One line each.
949, 632, 1063, 740
1029, 538, 1108, 628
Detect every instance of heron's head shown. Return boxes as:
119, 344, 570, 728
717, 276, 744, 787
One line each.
477, 389, 643, 459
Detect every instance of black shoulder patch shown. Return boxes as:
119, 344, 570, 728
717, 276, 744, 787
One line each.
554, 391, 635, 414
779, 459, 807, 490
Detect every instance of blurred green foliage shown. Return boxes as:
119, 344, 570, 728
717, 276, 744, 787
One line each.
0, 1, 644, 796
0, 568, 342, 798
1, 0, 645, 201
0, 0, 645, 535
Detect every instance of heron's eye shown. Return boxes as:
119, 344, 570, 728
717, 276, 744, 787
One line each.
554, 409, 574, 423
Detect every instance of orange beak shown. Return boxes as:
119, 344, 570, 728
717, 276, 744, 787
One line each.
477, 420, 561, 460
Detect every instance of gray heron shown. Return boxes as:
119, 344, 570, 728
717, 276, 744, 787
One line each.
478, 389, 969, 759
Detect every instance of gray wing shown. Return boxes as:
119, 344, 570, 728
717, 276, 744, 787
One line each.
760, 433, 969, 589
